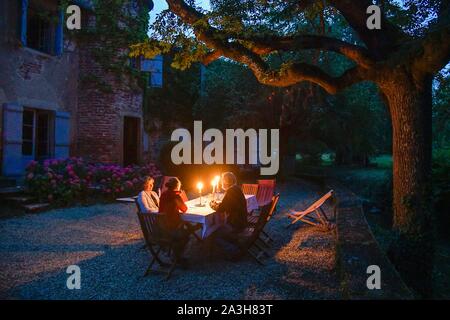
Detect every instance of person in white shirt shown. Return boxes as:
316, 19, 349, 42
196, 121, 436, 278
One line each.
137, 176, 160, 213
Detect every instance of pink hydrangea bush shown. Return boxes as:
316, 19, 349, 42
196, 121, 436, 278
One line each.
25, 157, 161, 205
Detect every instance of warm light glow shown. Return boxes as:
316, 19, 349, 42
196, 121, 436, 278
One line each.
197, 182, 203, 191
214, 175, 220, 184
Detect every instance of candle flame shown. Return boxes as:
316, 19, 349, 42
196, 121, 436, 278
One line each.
197, 182, 203, 190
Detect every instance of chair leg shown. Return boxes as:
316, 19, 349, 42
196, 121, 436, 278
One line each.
247, 246, 265, 265
165, 256, 178, 280
254, 239, 270, 257
148, 245, 166, 266
261, 230, 274, 243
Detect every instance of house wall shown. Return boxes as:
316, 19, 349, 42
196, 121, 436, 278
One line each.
0, 0, 78, 176
0, 0, 149, 177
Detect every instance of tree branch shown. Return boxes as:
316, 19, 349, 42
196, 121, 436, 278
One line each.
238, 34, 375, 68
413, 7, 450, 76
167, 0, 368, 93
327, 0, 406, 58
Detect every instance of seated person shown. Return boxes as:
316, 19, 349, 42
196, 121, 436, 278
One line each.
159, 177, 190, 265
137, 176, 159, 213
210, 172, 248, 259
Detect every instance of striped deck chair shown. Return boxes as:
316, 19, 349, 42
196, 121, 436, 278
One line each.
135, 199, 178, 280
286, 190, 335, 231
241, 183, 259, 196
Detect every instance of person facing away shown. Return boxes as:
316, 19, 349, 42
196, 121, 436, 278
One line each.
159, 177, 188, 231
158, 177, 190, 265
211, 172, 248, 232
137, 176, 160, 213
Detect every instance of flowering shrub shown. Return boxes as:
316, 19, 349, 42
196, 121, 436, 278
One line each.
25, 157, 162, 205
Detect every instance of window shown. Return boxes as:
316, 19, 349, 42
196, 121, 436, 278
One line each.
20, 0, 63, 55
22, 109, 53, 159
140, 56, 163, 88
26, 4, 56, 55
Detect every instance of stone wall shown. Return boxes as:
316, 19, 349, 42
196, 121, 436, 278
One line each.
331, 181, 414, 299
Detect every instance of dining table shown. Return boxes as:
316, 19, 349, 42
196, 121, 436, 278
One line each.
117, 193, 259, 239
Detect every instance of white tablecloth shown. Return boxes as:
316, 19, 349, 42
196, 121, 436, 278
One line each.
182, 194, 258, 239
118, 193, 259, 239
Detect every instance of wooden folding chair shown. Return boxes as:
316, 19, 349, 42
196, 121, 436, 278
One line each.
258, 193, 280, 246
256, 184, 274, 207
257, 179, 276, 189
134, 200, 178, 280
236, 194, 280, 265
241, 183, 259, 196
286, 190, 335, 231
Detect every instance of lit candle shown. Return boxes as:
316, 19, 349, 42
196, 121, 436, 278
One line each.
197, 182, 204, 206
211, 180, 216, 195
212, 175, 220, 200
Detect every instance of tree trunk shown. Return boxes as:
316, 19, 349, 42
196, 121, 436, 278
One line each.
380, 69, 434, 297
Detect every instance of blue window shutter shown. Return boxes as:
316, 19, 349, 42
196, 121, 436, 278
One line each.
20, 0, 28, 46
54, 111, 71, 158
2, 103, 25, 176
55, 9, 64, 56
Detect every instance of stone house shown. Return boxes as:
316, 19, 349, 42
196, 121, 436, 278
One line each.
0, 0, 156, 177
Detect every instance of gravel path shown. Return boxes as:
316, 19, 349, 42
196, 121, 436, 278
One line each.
0, 180, 341, 300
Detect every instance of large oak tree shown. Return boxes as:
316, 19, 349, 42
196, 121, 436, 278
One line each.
132, 0, 450, 295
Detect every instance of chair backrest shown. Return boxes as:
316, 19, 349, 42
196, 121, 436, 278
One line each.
303, 190, 334, 215
257, 179, 276, 189
135, 199, 166, 245
266, 193, 280, 222
241, 183, 259, 195
256, 185, 274, 206
246, 194, 280, 245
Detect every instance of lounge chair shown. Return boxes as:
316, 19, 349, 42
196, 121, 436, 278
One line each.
286, 190, 335, 230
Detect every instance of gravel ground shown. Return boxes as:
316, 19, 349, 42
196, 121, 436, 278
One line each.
0, 180, 341, 300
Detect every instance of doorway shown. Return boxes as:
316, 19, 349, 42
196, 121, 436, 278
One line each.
123, 116, 140, 166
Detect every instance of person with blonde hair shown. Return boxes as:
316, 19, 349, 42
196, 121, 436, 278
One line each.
137, 176, 159, 213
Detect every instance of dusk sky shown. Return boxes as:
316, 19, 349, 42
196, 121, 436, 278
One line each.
150, 0, 211, 24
